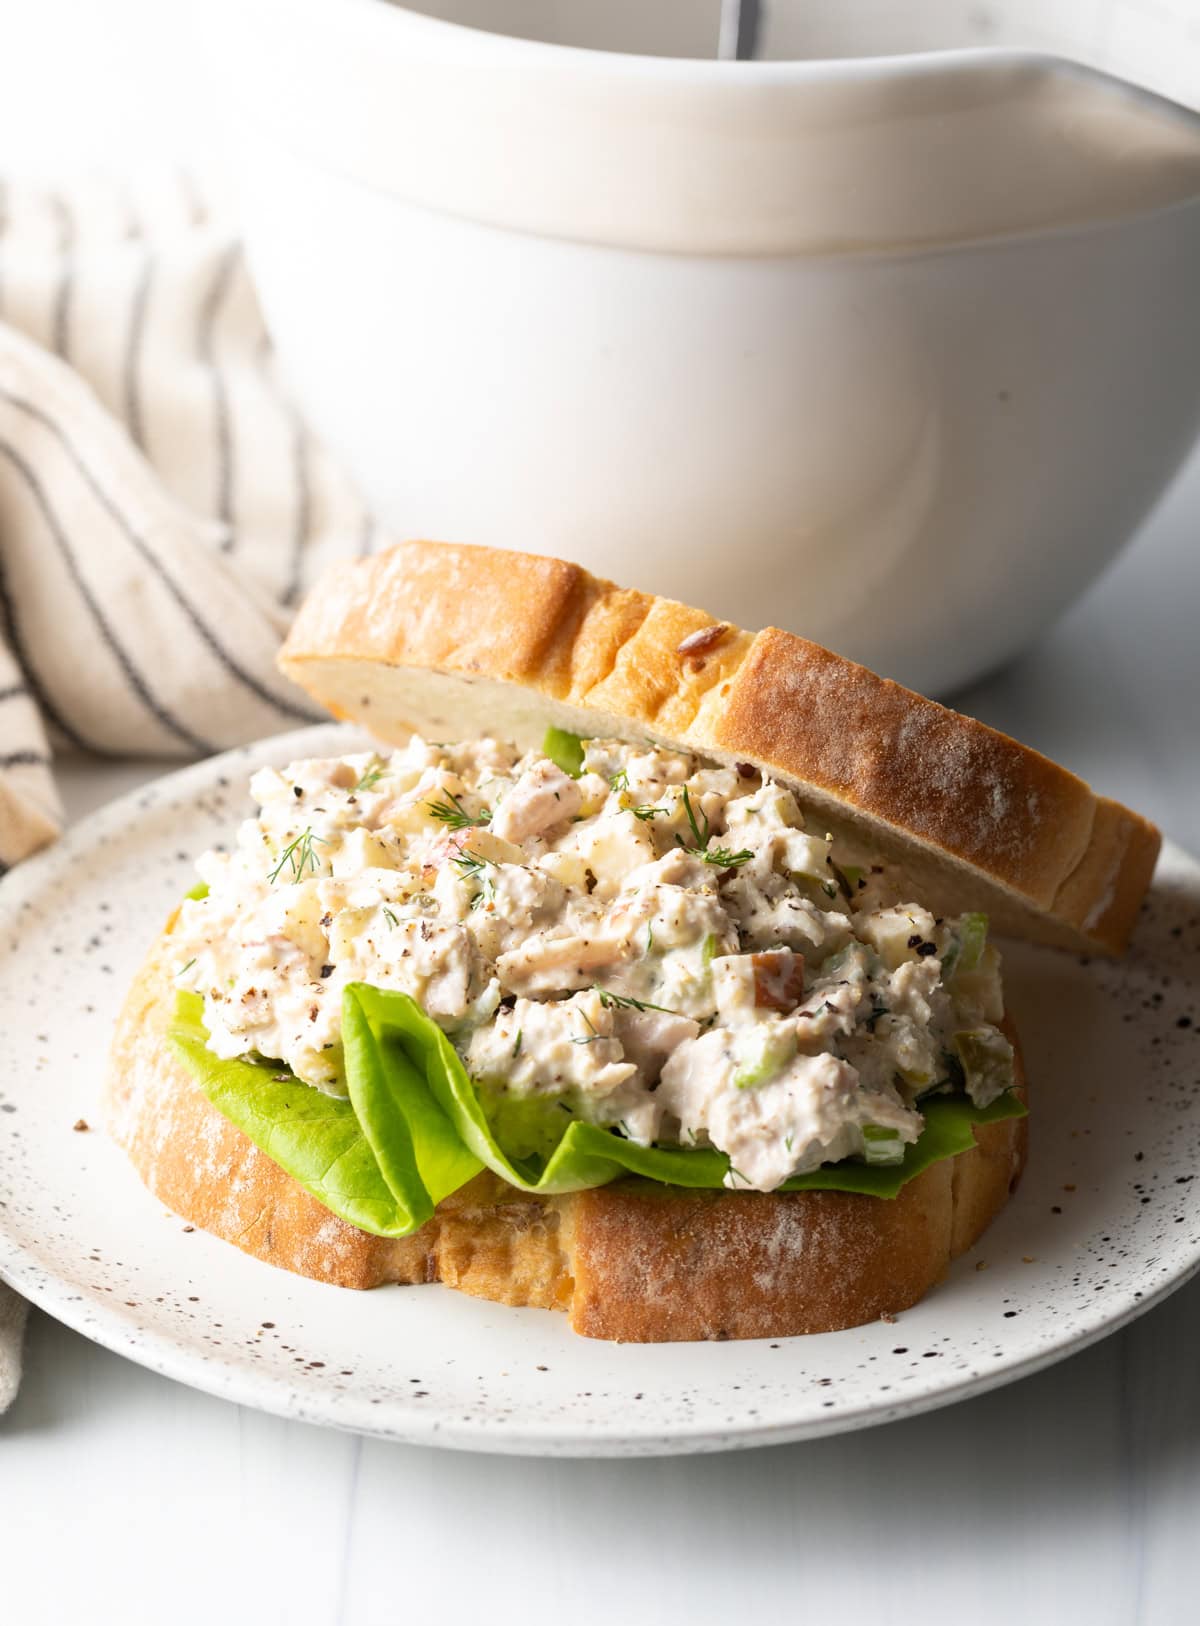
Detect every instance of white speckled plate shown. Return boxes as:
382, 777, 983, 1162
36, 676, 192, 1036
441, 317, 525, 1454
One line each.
2, 724, 1199, 1456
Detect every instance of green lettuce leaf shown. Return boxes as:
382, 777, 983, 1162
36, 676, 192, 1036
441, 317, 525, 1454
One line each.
170, 991, 481, 1237
171, 983, 1027, 1234
345, 986, 1026, 1200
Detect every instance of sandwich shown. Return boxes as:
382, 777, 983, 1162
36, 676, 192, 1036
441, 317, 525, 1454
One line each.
104, 542, 1160, 1341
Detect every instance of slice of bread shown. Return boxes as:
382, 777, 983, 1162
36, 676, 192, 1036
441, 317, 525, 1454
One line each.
278, 540, 1159, 954
105, 917, 1026, 1341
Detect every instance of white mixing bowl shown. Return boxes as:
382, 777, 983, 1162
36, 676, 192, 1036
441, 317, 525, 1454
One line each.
209, 0, 1200, 693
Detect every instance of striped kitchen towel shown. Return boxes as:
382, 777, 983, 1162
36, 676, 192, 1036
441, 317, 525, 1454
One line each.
0, 173, 386, 1408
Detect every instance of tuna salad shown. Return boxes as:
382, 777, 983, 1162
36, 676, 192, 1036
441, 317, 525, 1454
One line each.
173, 733, 1015, 1193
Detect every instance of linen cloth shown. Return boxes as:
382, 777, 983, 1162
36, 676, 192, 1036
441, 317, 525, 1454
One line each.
0, 173, 385, 1407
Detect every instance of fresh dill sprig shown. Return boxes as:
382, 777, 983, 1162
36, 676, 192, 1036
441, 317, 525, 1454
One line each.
609, 768, 629, 793
671, 785, 752, 868
572, 1009, 601, 1045
351, 761, 386, 795
679, 784, 710, 849
426, 790, 490, 831
178, 957, 196, 977
268, 827, 329, 884
471, 878, 497, 910
452, 849, 495, 883
632, 803, 665, 822
453, 847, 497, 909
511, 1029, 523, 1059
593, 986, 677, 1015
381, 906, 400, 928
701, 846, 753, 869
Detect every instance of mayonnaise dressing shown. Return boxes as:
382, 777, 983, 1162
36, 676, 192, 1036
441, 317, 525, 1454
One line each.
174, 735, 1013, 1191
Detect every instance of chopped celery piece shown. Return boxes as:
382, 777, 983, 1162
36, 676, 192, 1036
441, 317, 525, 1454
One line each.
862, 1125, 905, 1166
733, 1026, 796, 1090
951, 913, 989, 978
818, 940, 867, 979
896, 1064, 934, 1090
953, 1026, 1015, 1107
952, 944, 1005, 1025
781, 830, 831, 884
542, 727, 586, 778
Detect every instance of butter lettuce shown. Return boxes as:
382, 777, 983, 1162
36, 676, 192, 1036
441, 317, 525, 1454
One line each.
171, 991, 480, 1237
171, 984, 1026, 1237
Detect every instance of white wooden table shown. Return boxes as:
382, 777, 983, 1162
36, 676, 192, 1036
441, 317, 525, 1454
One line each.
2, 6, 1200, 1620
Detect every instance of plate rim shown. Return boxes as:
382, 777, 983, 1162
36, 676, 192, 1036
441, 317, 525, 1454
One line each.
4, 1227, 1198, 1456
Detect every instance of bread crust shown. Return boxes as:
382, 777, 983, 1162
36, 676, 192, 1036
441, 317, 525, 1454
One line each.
105, 923, 1026, 1342
278, 541, 1158, 953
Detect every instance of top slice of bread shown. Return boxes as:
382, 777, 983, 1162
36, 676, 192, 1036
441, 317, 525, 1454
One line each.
277, 540, 1159, 955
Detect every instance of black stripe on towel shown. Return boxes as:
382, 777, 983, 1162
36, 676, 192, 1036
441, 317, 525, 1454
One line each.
0, 682, 29, 703
0, 543, 98, 753
0, 438, 215, 754
0, 749, 50, 769
50, 194, 75, 361
0, 389, 323, 726
278, 413, 312, 609
123, 253, 153, 450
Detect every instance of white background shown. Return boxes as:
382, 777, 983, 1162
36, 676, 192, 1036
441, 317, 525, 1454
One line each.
2, 3, 1200, 1623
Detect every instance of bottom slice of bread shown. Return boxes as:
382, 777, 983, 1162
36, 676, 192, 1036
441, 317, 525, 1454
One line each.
104, 926, 1027, 1342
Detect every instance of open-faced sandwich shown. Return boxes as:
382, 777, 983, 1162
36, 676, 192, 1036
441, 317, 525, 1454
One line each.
104, 543, 1160, 1341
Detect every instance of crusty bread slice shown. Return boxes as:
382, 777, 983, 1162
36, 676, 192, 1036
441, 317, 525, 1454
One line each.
277, 540, 1159, 954
104, 919, 1026, 1342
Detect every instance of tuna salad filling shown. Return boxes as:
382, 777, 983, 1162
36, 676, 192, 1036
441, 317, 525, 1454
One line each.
173, 733, 1015, 1194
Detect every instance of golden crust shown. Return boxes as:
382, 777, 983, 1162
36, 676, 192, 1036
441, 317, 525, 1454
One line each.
104, 925, 1026, 1342
278, 541, 1158, 955
563, 1061, 1027, 1342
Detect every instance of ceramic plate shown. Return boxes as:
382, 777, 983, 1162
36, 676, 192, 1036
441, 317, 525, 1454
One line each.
2, 725, 1199, 1456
